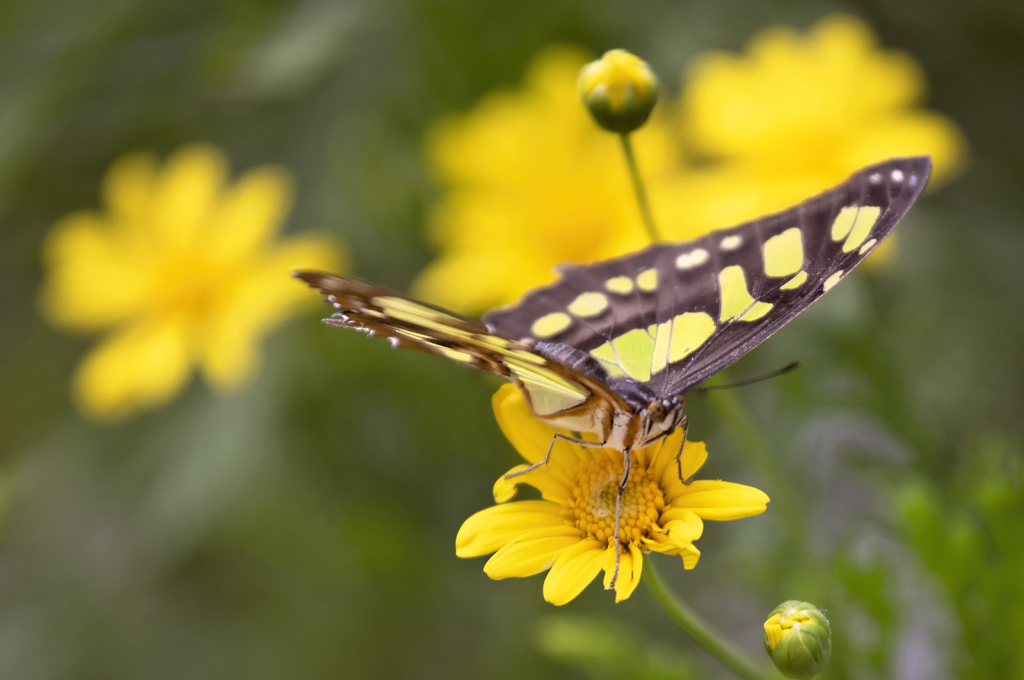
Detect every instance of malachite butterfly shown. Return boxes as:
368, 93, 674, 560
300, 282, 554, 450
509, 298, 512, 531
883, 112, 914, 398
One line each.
296, 156, 930, 461
297, 156, 930, 583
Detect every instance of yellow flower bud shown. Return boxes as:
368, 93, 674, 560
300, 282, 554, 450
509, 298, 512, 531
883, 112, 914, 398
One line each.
763, 601, 832, 679
579, 49, 659, 133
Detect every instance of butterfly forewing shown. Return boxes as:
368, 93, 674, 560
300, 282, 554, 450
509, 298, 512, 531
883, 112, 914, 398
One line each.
293, 272, 629, 434
483, 156, 932, 396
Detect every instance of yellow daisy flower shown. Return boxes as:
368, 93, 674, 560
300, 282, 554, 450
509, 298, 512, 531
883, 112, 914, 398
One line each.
665, 14, 967, 265
456, 385, 769, 605
40, 144, 344, 421
680, 14, 967, 189
412, 46, 687, 314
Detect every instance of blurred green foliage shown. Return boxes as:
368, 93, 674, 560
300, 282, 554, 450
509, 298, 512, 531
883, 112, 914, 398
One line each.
900, 436, 1024, 679
536, 615, 698, 680
0, 0, 1023, 678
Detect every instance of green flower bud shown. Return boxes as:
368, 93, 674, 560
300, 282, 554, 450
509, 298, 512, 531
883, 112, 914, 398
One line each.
763, 601, 832, 679
579, 49, 659, 133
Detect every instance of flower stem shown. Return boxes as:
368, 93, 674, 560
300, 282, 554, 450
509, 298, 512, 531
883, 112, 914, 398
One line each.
619, 132, 661, 243
644, 558, 774, 680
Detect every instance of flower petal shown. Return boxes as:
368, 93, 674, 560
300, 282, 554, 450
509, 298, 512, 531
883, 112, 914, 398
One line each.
101, 151, 157, 228
659, 508, 704, 541
207, 165, 295, 262
600, 543, 644, 603
199, 234, 344, 390
492, 462, 572, 504
40, 212, 157, 331
492, 384, 560, 464
150, 144, 228, 251
456, 500, 568, 557
667, 480, 770, 520
72, 315, 192, 420
542, 539, 606, 606
484, 532, 584, 579
680, 543, 701, 570
623, 543, 644, 600
837, 111, 968, 189
653, 435, 708, 489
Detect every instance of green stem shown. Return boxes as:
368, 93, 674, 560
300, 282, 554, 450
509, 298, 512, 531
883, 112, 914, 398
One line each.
644, 559, 775, 680
619, 132, 661, 243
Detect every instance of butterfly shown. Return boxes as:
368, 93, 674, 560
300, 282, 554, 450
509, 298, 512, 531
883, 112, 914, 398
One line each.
297, 155, 929, 449
294, 156, 930, 576
294, 155, 929, 573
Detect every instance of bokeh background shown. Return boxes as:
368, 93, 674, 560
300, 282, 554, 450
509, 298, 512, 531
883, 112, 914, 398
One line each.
1, 0, 1022, 678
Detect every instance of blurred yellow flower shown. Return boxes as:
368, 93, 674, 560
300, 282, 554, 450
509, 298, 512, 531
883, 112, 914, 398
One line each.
40, 144, 344, 421
412, 47, 686, 314
673, 13, 967, 234
670, 16, 968, 265
416, 19, 966, 310
456, 385, 769, 605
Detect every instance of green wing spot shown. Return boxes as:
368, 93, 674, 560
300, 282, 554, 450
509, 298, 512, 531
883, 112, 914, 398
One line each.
652, 312, 717, 374
830, 205, 858, 240
780, 271, 808, 290
591, 343, 628, 380
763, 227, 804, 277
719, 266, 773, 322
590, 325, 657, 383
842, 206, 881, 252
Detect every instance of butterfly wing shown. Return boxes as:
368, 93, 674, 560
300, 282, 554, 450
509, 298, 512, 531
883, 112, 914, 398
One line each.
294, 272, 630, 434
484, 156, 932, 396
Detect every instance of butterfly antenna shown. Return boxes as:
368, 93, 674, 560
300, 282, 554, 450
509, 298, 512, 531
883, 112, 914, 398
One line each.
689, 361, 802, 396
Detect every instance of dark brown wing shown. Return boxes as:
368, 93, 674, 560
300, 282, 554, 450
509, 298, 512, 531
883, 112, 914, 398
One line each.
483, 156, 932, 396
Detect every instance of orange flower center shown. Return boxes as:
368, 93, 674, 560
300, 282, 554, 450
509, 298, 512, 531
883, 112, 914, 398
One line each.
567, 455, 665, 546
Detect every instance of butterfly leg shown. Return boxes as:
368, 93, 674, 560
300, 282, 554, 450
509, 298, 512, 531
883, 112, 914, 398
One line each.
609, 448, 632, 589
674, 415, 693, 484
503, 433, 603, 480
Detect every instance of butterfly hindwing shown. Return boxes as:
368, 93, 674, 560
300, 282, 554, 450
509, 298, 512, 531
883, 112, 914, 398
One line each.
293, 272, 629, 433
483, 156, 932, 396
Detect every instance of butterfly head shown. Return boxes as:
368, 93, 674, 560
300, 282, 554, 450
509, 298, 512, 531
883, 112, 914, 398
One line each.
611, 380, 685, 448
640, 396, 685, 446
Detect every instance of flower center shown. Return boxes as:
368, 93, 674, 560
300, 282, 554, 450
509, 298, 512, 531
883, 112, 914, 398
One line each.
154, 253, 224, 321
567, 454, 665, 546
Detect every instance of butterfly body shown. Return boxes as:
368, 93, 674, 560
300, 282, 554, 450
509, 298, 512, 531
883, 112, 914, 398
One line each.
296, 156, 931, 454
531, 340, 685, 450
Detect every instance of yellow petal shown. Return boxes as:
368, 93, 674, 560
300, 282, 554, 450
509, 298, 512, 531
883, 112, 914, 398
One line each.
622, 543, 644, 601
667, 480, 770, 520
150, 144, 228, 251
207, 165, 295, 262
679, 440, 709, 481
659, 509, 704, 542
198, 234, 344, 390
600, 543, 644, 603
411, 46, 675, 314
101, 152, 157, 227
72, 315, 192, 421
492, 384, 559, 464
456, 500, 567, 557
39, 211, 156, 331
837, 111, 968, 189
542, 539, 606, 606
680, 543, 701, 570
653, 434, 708, 489
484, 532, 584, 579
644, 524, 695, 557
492, 463, 571, 504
